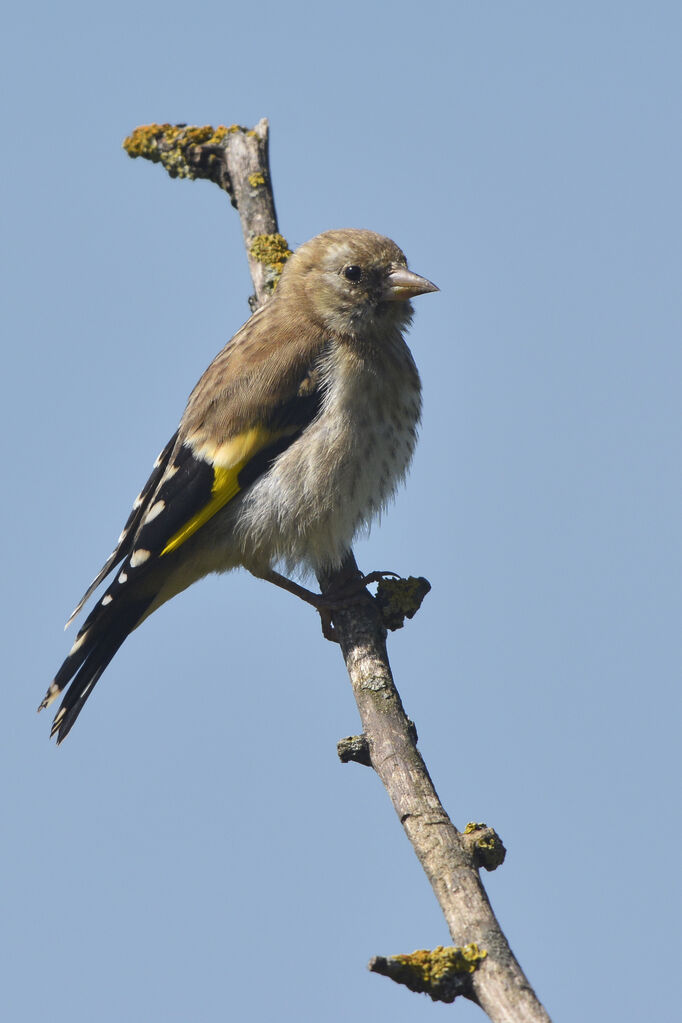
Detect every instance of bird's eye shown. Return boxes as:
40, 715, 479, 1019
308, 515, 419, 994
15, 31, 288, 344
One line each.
343, 264, 363, 282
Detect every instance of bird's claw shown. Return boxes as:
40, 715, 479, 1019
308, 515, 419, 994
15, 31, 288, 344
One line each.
253, 565, 403, 642
358, 570, 401, 588
316, 569, 402, 640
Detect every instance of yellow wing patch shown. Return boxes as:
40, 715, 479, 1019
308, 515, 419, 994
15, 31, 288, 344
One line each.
160, 426, 295, 556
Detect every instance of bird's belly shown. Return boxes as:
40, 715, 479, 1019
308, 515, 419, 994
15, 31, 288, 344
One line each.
232, 367, 421, 574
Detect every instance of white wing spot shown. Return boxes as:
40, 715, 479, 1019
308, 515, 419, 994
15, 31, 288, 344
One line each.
101, 594, 113, 606
144, 500, 165, 523
117, 530, 128, 545
154, 450, 165, 468
70, 631, 88, 655
133, 493, 144, 510
118, 571, 128, 584
130, 549, 151, 568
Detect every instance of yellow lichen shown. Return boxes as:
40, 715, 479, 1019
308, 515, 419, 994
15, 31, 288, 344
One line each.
463, 822, 506, 870
249, 233, 292, 276
371, 943, 487, 1003
122, 123, 233, 179
248, 172, 266, 188
394, 944, 487, 984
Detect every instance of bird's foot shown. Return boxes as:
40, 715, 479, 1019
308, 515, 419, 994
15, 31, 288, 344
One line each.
321, 569, 400, 605
251, 567, 399, 641
318, 569, 400, 641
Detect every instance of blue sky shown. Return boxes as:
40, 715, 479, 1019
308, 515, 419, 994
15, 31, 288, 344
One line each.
2, 3, 680, 1021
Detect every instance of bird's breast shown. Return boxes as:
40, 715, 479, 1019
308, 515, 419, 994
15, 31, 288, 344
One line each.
232, 335, 422, 574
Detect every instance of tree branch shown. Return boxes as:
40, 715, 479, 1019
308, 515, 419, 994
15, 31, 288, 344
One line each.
124, 119, 552, 1023
123, 120, 289, 308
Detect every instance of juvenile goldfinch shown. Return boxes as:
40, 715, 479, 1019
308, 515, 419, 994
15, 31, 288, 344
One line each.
40, 229, 438, 742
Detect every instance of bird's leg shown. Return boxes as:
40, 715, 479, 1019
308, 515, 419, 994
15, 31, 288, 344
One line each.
252, 567, 329, 610
249, 565, 394, 642
248, 567, 340, 640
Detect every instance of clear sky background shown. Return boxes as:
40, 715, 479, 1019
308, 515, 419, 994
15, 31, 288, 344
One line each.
2, 3, 680, 1021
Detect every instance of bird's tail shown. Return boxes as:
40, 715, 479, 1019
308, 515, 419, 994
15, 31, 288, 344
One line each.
38, 590, 154, 744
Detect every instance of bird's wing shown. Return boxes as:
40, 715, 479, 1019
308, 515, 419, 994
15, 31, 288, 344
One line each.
42, 337, 327, 740
129, 422, 306, 561
65, 431, 179, 627
66, 330, 327, 626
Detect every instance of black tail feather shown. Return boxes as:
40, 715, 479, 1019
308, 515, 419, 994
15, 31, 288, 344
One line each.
46, 596, 153, 744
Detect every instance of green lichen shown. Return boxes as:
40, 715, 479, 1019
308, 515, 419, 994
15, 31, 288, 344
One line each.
122, 123, 234, 179
248, 172, 266, 188
249, 233, 292, 276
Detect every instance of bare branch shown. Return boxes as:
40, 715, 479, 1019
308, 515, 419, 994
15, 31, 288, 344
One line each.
319, 557, 550, 1021
125, 118, 552, 1023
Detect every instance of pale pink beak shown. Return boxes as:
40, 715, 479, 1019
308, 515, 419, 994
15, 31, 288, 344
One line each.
385, 266, 439, 301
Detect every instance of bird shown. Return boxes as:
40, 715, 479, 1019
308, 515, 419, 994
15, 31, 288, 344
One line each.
39, 228, 438, 743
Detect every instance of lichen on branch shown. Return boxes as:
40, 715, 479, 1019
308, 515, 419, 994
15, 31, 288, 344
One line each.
376, 575, 431, 631
249, 233, 292, 277
463, 822, 507, 872
122, 123, 240, 182
369, 944, 488, 1003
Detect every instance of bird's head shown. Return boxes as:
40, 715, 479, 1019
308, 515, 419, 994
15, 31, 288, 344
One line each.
277, 229, 438, 338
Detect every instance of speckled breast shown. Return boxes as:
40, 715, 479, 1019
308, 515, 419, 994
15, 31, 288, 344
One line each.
233, 333, 422, 574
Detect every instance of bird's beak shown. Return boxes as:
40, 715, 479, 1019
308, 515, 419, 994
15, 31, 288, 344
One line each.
385, 266, 439, 301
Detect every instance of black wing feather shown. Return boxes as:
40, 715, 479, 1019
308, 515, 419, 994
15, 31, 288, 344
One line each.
128, 442, 216, 557
65, 431, 178, 627
43, 355, 328, 742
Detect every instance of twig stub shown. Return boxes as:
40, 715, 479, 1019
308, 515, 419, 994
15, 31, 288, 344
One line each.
337, 734, 371, 766
462, 822, 507, 872
369, 944, 488, 1003
375, 575, 431, 631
